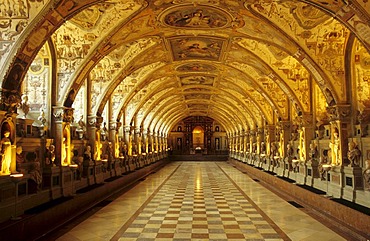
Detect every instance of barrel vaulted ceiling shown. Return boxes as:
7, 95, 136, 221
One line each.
0, 0, 370, 135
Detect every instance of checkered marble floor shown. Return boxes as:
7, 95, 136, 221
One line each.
56, 162, 346, 241
114, 162, 287, 241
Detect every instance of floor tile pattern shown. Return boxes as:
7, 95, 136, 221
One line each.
115, 162, 288, 241
56, 161, 346, 241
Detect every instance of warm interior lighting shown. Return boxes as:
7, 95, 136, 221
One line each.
322, 164, 332, 171
10, 174, 24, 178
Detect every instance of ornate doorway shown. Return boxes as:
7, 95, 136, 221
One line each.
192, 126, 204, 150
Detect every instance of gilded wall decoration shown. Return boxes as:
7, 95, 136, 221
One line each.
248, 0, 349, 102
288, 3, 330, 29
234, 38, 311, 112
161, 6, 230, 28
353, 40, 370, 112
227, 60, 287, 119
53, 0, 144, 101
102, 62, 164, 115
314, 84, 329, 125
177, 63, 217, 72
219, 81, 269, 123
133, 45, 168, 69
0, 0, 47, 77
347, 15, 370, 49
169, 37, 224, 61
180, 75, 214, 86
23, 44, 50, 113
185, 94, 211, 100
87, 40, 161, 112
277, 62, 310, 112
71, 85, 85, 121
235, 12, 296, 53
226, 44, 270, 75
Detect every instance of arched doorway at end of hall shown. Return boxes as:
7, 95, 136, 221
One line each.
193, 126, 204, 153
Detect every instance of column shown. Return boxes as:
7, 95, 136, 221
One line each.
123, 126, 130, 151
52, 106, 74, 196
148, 130, 153, 153
87, 115, 103, 161
52, 106, 74, 166
257, 127, 264, 155
297, 114, 315, 184
142, 129, 148, 153
265, 125, 276, 171
276, 121, 291, 177
327, 105, 358, 199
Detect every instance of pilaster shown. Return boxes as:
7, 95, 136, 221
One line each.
326, 104, 351, 198
87, 115, 103, 161
53, 106, 74, 166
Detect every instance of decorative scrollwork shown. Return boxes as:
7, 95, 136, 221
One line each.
53, 108, 64, 122
87, 116, 103, 128
64, 108, 74, 123
327, 105, 351, 121
0, 90, 21, 113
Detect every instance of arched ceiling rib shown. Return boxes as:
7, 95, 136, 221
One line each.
1, 0, 370, 135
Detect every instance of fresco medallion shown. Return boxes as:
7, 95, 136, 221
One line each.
169, 37, 224, 61
161, 5, 230, 28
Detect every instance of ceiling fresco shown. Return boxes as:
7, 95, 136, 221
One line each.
0, 0, 369, 135
169, 37, 224, 61
161, 6, 231, 28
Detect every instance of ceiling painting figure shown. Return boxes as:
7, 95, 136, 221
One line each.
162, 6, 230, 28
169, 37, 224, 61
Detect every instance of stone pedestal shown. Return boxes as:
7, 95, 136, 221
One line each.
262, 156, 270, 171
16, 118, 34, 137
246, 153, 252, 165
148, 153, 155, 165
306, 161, 320, 186
114, 160, 121, 176
61, 166, 73, 196
269, 157, 276, 172
101, 160, 111, 180
42, 166, 62, 199
355, 190, 370, 207
128, 156, 136, 172
255, 155, 263, 168
107, 159, 116, 177
328, 166, 343, 198
296, 163, 307, 185
131, 155, 138, 169
275, 158, 285, 177
94, 162, 104, 184
313, 177, 328, 192
122, 156, 130, 173
142, 153, 148, 166
251, 154, 256, 166
137, 155, 144, 168
117, 157, 126, 174
283, 158, 292, 178
342, 166, 363, 202
83, 162, 95, 185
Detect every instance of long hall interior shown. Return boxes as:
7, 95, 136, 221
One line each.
0, 0, 370, 240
